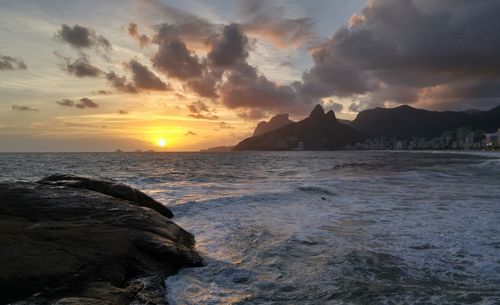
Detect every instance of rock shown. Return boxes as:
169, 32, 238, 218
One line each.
38, 173, 174, 218
253, 113, 294, 137
0, 180, 202, 305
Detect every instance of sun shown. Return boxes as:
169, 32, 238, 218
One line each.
157, 138, 167, 147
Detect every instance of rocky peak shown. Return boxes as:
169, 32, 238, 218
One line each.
253, 113, 294, 136
309, 104, 325, 119
325, 110, 337, 121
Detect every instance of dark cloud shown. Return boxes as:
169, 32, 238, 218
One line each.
348, 102, 361, 113
302, 0, 500, 110
218, 122, 235, 129
105, 72, 138, 93
76, 98, 99, 109
127, 60, 170, 91
56, 98, 99, 109
0, 54, 27, 71
187, 100, 219, 120
128, 23, 151, 48
220, 62, 313, 113
55, 52, 102, 77
151, 24, 205, 80
96, 90, 111, 95
187, 100, 210, 113
56, 99, 75, 107
238, 0, 317, 48
328, 102, 344, 113
118, 110, 128, 114
185, 131, 197, 136
208, 24, 248, 67
237, 109, 266, 120
143, 7, 314, 113
185, 69, 222, 98
12, 105, 37, 111
55, 24, 111, 49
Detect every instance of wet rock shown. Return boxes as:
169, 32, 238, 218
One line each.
38, 173, 174, 218
0, 180, 202, 305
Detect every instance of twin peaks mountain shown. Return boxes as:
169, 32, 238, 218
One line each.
233, 104, 500, 151
233, 105, 365, 151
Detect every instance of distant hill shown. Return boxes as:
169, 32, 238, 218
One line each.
351, 105, 500, 139
253, 114, 294, 136
233, 105, 365, 151
200, 146, 234, 152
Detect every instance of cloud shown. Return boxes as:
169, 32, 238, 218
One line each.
143, 8, 315, 113
185, 69, 222, 98
208, 24, 248, 67
118, 110, 128, 114
54, 52, 102, 77
139, 0, 218, 49
12, 105, 37, 111
219, 62, 313, 113
187, 100, 219, 120
56, 98, 99, 109
329, 102, 344, 113
237, 108, 266, 120
302, 0, 500, 110
185, 131, 197, 136
56, 99, 75, 107
218, 121, 234, 129
151, 24, 205, 80
348, 102, 361, 113
95, 90, 111, 95
0, 54, 27, 71
127, 60, 170, 91
105, 61, 169, 93
238, 0, 317, 48
128, 23, 151, 48
76, 98, 98, 109
105, 71, 138, 93
55, 24, 111, 49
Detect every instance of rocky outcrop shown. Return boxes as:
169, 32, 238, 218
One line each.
38, 173, 174, 218
252, 114, 294, 137
0, 177, 202, 305
234, 105, 365, 151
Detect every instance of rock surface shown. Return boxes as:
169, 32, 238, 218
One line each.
38, 173, 174, 218
252, 114, 294, 137
0, 178, 202, 305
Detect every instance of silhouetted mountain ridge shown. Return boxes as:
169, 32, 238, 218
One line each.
253, 114, 294, 136
233, 105, 365, 151
352, 105, 500, 139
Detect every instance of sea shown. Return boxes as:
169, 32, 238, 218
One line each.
1, 151, 500, 305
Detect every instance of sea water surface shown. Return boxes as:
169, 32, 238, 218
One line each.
1, 151, 500, 304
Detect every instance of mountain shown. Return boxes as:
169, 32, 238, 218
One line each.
253, 114, 294, 136
352, 105, 500, 139
233, 105, 365, 151
337, 118, 352, 126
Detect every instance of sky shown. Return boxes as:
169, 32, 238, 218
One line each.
1, 0, 499, 152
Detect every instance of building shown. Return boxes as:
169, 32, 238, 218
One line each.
484, 129, 499, 148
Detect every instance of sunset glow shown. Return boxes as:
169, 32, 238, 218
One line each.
158, 138, 167, 148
